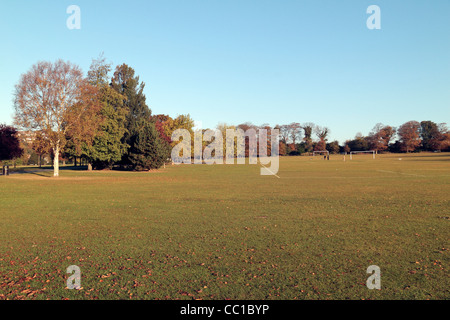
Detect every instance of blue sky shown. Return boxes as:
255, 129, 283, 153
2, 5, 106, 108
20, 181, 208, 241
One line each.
1, 0, 449, 143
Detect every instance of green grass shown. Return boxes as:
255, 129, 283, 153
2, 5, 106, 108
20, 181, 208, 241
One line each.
0, 153, 449, 300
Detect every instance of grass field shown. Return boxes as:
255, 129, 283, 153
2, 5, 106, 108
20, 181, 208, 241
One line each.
0, 153, 448, 300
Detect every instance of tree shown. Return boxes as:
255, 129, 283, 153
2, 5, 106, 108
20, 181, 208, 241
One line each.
156, 114, 195, 158
278, 124, 290, 145
83, 86, 129, 169
217, 122, 237, 158
128, 120, 170, 171
314, 125, 330, 151
296, 142, 306, 155
368, 123, 396, 153
420, 121, 444, 151
259, 123, 274, 157
82, 57, 129, 169
111, 63, 151, 136
314, 140, 327, 152
279, 141, 287, 156
111, 64, 153, 166
87, 53, 111, 87
315, 126, 330, 141
389, 141, 402, 153
437, 123, 450, 151
65, 81, 103, 170
0, 124, 23, 161
326, 140, 340, 154
288, 122, 302, 145
237, 122, 257, 158
14, 60, 87, 176
172, 115, 195, 145
302, 123, 315, 153
28, 151, 40, 165
398, 121, 422, 153
151, 114, 172, 145
32, 131, 51, 167
343, 141, 351, 154
347, 134, 369, 151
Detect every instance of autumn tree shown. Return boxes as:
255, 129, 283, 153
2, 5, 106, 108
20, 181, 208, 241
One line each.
171, 115, 195, 145
279, 141, 287, 156
150, 114, 172, 145
82, 56, 129, 169
0, 124, 23, 161
237, 122, 258, 158
439, 123, 450, 150
343, 142, 351, 154
65, 81, 103, 170
32, 131, 52, 167
368, 123, 396, 153
302, 123, 315, 153
259, 123, 274, 157
277, 124, 290, 145
288, 122, 302, 145
14, 60, 89, 176
314, 126, 329, 151
397, 121, 422, 153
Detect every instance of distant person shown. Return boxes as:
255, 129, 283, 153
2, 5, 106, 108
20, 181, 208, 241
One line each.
327, 155, 330, 161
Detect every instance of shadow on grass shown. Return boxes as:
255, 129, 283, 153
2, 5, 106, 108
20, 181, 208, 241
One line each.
60, 166, 89, 171
7, 165, 90, 177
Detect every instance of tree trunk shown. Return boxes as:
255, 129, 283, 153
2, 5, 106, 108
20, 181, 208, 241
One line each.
53, 145, 60, 177
74, 157, 77, 166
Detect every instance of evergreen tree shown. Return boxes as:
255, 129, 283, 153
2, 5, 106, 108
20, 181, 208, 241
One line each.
111, 64, 151, 136
420, 121, 441, 151
111, 64, 152, 166
128, 120, 170, 171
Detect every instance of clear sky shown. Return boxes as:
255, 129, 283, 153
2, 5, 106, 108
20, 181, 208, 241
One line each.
1, 0, 449, 144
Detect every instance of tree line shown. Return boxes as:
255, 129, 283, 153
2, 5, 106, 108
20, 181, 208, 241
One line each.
1, 56, 449, 175
209, 121, 450, 156
271, 121, 450, 156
